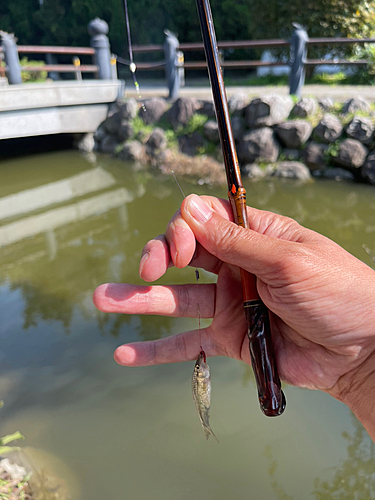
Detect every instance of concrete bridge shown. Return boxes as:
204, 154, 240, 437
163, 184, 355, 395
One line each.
0, 80, 123, 140
0, 18, 123, 141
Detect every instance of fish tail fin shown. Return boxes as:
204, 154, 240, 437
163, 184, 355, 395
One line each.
204, 425, 219, 443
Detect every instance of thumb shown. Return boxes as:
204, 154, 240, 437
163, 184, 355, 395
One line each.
181, 194, 292, 280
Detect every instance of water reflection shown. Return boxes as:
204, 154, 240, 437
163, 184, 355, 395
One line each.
263, 415, 375, 500
264, 444, 293, 500
313, 416, 375, 499
0, 166, 116, 221
0, 186, 136, 249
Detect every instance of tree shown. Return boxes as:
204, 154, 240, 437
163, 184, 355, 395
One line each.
0, 0, 374, 58
249, 0, 375, 42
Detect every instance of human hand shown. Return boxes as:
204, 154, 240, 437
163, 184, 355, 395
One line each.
93, 195, 375, 427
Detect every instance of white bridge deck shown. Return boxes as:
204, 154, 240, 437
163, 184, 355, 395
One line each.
0, 80, 123, 140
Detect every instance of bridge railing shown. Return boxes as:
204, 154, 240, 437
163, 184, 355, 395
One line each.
0, 18, 117, 84
15, 46, 98, 80
125, 28, 375, 98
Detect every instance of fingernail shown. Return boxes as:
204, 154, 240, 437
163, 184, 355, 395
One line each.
187, 196, 212, 223
139, 251, 149, 276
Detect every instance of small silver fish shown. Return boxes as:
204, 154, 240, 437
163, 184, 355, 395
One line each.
192, 351, 218, 442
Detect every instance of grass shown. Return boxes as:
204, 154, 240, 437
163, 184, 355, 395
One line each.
130, 113, 214, 155
131, 116, 154, 137
223, 71, 375, 87
310, 72, 348, 85
224, 74, 289, 87
181, 113, 208, 135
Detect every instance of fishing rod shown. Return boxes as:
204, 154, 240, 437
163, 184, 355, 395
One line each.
195, 0, 286, 416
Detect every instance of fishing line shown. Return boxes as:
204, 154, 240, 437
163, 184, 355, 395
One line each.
171, 170, 186, 198
363, 243, 375, 263
123, 0, 146, 111
171, 171, 203, 353
196, 271, 203, 353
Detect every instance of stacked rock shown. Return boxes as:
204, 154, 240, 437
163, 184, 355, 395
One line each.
92, 94, 375, 185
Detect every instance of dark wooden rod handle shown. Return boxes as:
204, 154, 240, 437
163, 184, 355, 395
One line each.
231, 190, 286, 417
243, 288, 286, 416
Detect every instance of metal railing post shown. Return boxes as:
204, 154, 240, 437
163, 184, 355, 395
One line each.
289, 23, 308, 96
46, 53, 60, 80
164, 29, 180, 99
88, 18, 112, 80
0, 31, 22, 84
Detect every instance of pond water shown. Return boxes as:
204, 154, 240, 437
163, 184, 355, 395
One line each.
0, 149, 374, 499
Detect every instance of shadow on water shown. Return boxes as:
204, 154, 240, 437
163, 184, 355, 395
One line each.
0, 134, 76, 161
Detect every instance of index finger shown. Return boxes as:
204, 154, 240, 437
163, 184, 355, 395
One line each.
140, 196, 234, 282
166, 196, 234, 269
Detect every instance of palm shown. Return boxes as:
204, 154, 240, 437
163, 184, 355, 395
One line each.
198, 241, 373, 393
199, 259, 339, 392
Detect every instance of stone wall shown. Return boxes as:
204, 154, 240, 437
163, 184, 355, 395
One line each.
87, 94, 375, 186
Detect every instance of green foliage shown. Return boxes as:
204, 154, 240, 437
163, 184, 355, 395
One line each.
224, 74, 289, 87
290, 94, 300, 104
0, 431, 25, 455
332, 101, 344, 113
225, 68, 374, 88
131, 116, 153, 137
164, 129, 178, 149
181, 113, 208, 135
249, 0, 375, 45
351, 43, 375, 84
310, 71, 348, 85
19, 57, 47, 83
326, 141, 340, 162
114, 143, 124, 155
0, 402, 25, 456
1, 0, 374, 61
179, 114, 215, 156
128, 114, 210, 153
258, 161, 273, 170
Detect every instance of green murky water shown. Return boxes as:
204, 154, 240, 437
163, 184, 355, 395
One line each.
0, 150, 374, 499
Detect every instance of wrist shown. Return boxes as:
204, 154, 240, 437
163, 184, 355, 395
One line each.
329, 350, 375, 440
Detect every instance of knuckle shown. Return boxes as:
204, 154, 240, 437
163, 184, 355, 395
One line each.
177, 285, 191, 316
212, 223, 244, 255
175, 332, 189, 360
260, 212, 304, 241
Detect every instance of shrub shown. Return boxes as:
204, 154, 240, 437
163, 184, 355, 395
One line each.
20, 57, 48, 83
351, 43, 375, 85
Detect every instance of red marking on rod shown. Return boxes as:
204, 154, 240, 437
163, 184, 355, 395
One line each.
231, 184, 236, 194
